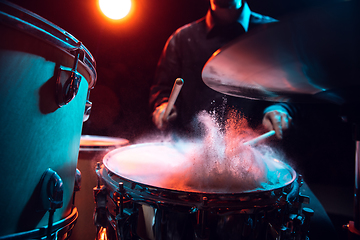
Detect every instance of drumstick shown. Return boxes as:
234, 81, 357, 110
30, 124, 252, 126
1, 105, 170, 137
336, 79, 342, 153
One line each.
243, 130, 275, 146
163, 78, 184, 120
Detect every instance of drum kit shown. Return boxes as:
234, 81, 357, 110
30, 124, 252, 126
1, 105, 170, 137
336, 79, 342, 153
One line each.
0, 0, 359, 240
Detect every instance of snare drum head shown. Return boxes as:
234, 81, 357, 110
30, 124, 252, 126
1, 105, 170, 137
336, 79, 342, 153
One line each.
103, 142, 295, 194
80, 135, 129, 151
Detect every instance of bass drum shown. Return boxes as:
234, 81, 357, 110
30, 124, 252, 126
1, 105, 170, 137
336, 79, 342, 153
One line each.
96, 142, 311, 240
0, 1, 96, 239
70, 135, 129, 240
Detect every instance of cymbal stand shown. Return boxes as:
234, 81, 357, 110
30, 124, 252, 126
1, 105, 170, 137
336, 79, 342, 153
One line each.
341, 106, 360, 239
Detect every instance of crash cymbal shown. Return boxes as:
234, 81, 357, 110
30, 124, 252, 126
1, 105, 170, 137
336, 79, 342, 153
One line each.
202, 1, 360, 103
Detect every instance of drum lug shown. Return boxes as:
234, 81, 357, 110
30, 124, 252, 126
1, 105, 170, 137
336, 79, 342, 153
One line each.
74, 168, 82, 192
56, 44, 84, 107
72, 168, 81, 205
113, 182, 139, 240
302, 207, 314, 238
39, 168, 64, 239
115, 207, 138, 240
113, 182, 126, 216
83, 90, 92, 122
297, 174, 304, 187
39, 168, 64, 211
285, 207, 313, 240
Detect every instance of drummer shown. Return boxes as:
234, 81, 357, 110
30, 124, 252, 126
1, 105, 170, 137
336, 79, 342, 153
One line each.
149, 0, 338, 239
150, 0, 293, 139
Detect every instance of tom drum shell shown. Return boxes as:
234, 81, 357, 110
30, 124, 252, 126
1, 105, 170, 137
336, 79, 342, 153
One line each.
0, 1, 96, 238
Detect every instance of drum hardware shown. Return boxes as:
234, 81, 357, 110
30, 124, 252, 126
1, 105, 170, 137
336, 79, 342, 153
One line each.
0, 169, 78, 240
93, 181, 111, 239
39, 168, 64, 239
260, 176, 312, 240
83, 90, 93, 122
94, 162, 109, 226
114, 183, 139, 240
113, 182, 128, 239
194, 197, 209, 240
94, 162, 116, 239
302, 208, 315, 237
72, 168, 81, 205
56, 43, 84, 108
0, 207, 78, 240
94, 163, 139, 240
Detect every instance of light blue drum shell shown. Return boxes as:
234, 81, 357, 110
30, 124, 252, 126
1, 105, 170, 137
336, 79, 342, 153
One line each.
0, 1, 96, 237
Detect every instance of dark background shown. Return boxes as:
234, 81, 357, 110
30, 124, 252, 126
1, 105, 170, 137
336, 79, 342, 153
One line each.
7, 0, 337, 141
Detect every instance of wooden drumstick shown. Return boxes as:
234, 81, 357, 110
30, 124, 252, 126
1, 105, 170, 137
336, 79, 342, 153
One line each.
243, 130, 275, 146
163, 78, 184, 120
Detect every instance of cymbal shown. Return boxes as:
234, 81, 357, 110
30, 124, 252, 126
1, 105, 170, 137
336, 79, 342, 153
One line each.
202, 1, 360, 103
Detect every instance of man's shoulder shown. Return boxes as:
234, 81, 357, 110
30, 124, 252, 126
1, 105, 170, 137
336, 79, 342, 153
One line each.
250, 12, 278, 24
174, 17, 206, 35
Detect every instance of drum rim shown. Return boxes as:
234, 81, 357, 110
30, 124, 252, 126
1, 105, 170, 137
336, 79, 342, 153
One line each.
0, 207, 78, 240
103, 142, 296, 193
0, 0, 97, 88
80, 135, 130, 149
100, 142, 298, 210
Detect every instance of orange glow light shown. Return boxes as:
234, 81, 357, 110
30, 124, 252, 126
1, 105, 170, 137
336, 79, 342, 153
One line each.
99, 0, 132, 20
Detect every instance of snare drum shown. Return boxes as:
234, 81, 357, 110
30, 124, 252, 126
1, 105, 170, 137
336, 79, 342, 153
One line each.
70, 136, 129, 240
95, 142, 311, 240
0, 1, 96, 239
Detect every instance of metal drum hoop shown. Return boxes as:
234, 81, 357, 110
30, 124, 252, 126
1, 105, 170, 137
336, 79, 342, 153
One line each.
0, 207, 78, 240
99, 143, 299, 215
0, 0, 97, 88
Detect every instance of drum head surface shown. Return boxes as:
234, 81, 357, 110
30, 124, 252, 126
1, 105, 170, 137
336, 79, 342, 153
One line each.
103, 142, 295, 194
80, 135, 129, 151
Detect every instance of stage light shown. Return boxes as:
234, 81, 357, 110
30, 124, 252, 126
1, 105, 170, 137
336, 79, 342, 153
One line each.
99, 0, 132, 20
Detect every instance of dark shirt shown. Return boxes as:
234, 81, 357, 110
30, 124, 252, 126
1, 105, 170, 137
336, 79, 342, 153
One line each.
149, 3, 290, 133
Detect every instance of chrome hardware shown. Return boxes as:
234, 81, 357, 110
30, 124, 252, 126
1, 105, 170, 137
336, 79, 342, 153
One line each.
56, 45, 83, 107
39, 168, 64, 212
39, 168, 64, 239
83, 90, 92, 122
0, 207, 78, 240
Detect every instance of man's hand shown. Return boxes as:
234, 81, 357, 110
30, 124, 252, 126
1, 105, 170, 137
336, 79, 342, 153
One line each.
152, 102, 177, 130
262, 106, 292, 139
